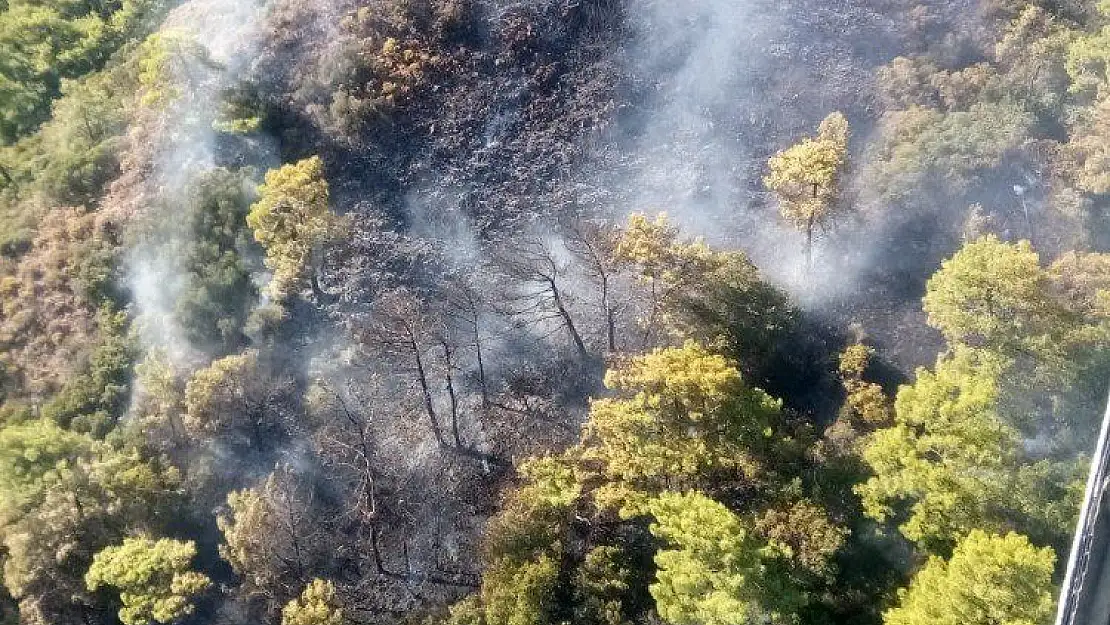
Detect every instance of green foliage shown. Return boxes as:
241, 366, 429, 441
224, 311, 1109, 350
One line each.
1010, 459, 1086, 551
32, 55, 137, 206
572, 547, 631, 625
923, 235, 1065, 358
754, 499, 849, 582
212, 85, 267, 135
862, 104, 1034, 203
838, 342, 891, 429
247, 156, 346, 301
0, 48, 139, 264
0, 425, 181, 625
483, 455, 578, 567
170, 168, 259, 354
442, 597, 484, 625
883, 531, 1055, 625
1068, 19, 1110, 96
464, 453, 581, 625
482, 555, 559, 625
993, 5, 1072, 113
662, 249, 796, 379
582, 341, 781, 508
1063, 96, 1110, 194
0, 5, 1105, 625
85, 537, 211, 625
856, 347, 1018, 551
879, 6, 1070, 115
132, 350, 186, 444
764, 112, 850, 251
136, 31, 210, 107
40, 306, 135, 433
290, 10, 444, 139
282, 579, 344, 625
217, 485, 273, 590
0, 416, 93, 523
216, 469, 321, 604
517, 454, 582, 510
0, 208, 124, 406
0, 0, 168, 143
612, 212, 780, 345
853, 345, 1080, 554
646, 491, 801, 625
183, 349, 285, 440
923, 238, 1110, 443
612, 212, 683, 280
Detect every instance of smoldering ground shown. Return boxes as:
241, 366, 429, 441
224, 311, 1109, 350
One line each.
107, 0, 1032, 622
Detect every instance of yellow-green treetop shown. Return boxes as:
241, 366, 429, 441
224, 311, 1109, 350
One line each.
1066, 0, 1110, 98
182, 349, 262, 438
612, 212, 721, 284
282, 579, 343, 625
572, 546, 632, 625
85, 537, 210, 625
0, 417, 93, 524
855, 347, 1019, 552
837, 342, 891, 428
646, 491, 800, 625
581, 341, 781, 508
473, 454, 581, 625
923, 235, 1065, 357
246, 156, 346, 301
481, 554, 559, 625
1049, 250, 1110, 320
217, 485, 269, 587
480, 454, 578, 571
764, 112, 849, 266
613, 212, 680, 277
883, 530, 1055, 625
612, 212, 723, 343
754, 499, 849, 582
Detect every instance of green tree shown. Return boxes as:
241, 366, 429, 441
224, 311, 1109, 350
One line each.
610, 211, 683, 343
855, 347, 1024, 552
0, 416, 93, 524
837, 341, 891, 429
481, 456, 578, 567
646, 491, 800, 625
282, 579, 343, 625
171, 168, 259, 354
1, 434, 181, 625
753, 499, 848, 583
581, 341, 781, 509
1067, 0, 1110, 98
482, 555, 559, 625
0, 4, 87, 142
39, 306, 135, 433
217, 468, 321, 607
33, 57, 136, 206
132, 350, 186, 445
860, 104, 1033, 204
661, 249, 795, 381
85, 537, 210, 625
473, 454, 581, 625
572, 546, 631, 625
0, 0, 169, 143
182, 349, 286, 441
883, 531, 1055, 625
246, 156, 346, 302
922, 235, 1065, 358
763, 112, 849, 268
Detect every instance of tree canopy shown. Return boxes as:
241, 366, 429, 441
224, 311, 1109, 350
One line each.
883, 531, 1055, 625
246, 156, 346, 301
85, 537, 210, 625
